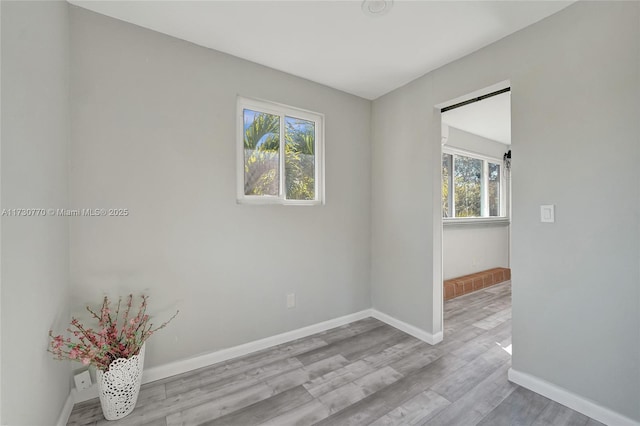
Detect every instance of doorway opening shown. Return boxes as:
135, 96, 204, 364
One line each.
439, 86, 512, 344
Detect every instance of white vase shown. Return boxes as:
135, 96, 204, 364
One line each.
96, 344, 145, 421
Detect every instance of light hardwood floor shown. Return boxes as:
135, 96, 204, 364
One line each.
67, 281, 604, 426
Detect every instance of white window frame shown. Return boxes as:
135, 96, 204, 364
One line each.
236, 96, 325, 206
442, 147, 509, 225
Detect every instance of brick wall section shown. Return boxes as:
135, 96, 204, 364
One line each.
443, 267, 511, 300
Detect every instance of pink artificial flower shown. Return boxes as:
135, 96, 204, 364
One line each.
81, 358, 90, 365
69, 348, 79, 359
52, 335, 64, 349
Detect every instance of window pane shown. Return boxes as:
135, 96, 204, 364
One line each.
442, 153, 452, 217
284, 116, 315, 200
489, 162, 501, 216
243, 109, 279, 196
454, 155, 482, 217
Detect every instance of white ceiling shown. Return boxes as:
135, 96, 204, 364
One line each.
68, 1, 574, 100
442, 91, 511, 144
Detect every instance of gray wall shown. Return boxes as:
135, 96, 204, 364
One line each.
69, 7, 372, 369
371, 73, 438, 333
372, 1, 639, 421
1, 1, 71, 424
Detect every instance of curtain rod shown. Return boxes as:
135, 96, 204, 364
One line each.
441, 87, 511, 113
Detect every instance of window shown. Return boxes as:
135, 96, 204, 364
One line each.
442, 149, 506, 219
237, 97, 324, 205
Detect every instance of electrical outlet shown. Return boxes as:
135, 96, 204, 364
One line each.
286, 293, 296, 309
74, 370, 92, 391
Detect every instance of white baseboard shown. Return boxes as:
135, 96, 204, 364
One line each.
508, 368, 640, 426
70, 308, 374, 406
371, 309, 443, 345
72, 309, 373, 406
55, 392, 75, 426
140, 309, 440, 388
141, 309, 372, 384
60, 307, 442, 422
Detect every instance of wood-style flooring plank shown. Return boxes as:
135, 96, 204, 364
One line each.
163, 338, 326, 396
163, 382, 275, 426
388, 340, 453, 376
430, 345, 511, 402
316, 366, 404, 415
472, 307, 512, 330
531, 400, 593, 426
164, 354, 347, 426
315, 317, 385, 344
200, 385, 314, 426
257, 400, 330, 426
295, 324, 400, 366
263, 354, 350, 394
421, 363, 517, 426
303, 338, 423, 398
476, 386, 551, 426
313, 355, 467, 426
345, 330, 411, 361
450, 319, 511, 363
68, 382, 167, 425
369, 390, 450, 426
103, 362, 295, 426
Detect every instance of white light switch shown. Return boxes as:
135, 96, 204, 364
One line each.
540, 205, 555, 223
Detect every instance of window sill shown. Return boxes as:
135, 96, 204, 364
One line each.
443, 217, 510, 227
237, 197, 322, 206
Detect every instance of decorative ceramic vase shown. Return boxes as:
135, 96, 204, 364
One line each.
96, 344, 145, 420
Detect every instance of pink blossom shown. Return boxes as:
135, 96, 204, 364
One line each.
52, 335, 64, 349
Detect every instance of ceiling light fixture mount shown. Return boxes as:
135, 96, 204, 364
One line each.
361, 0, 394, 17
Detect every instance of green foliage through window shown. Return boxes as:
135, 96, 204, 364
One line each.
442, 152, 503, 218
454, 156, 482, 217
244, 110, 280, 196
285, 117, 315, 200
242, 106, 318, 202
